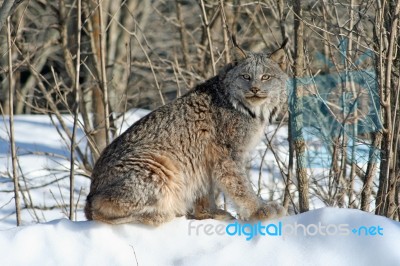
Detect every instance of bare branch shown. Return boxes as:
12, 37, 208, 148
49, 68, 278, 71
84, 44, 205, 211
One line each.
7, 15, 21, 226
0, 0, 24, 31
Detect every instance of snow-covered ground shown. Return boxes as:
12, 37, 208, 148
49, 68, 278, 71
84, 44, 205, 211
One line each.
1, 112, 399, 265
1, 208, 399, 266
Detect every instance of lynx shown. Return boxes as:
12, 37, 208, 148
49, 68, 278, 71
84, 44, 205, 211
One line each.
85, 45, 289, 225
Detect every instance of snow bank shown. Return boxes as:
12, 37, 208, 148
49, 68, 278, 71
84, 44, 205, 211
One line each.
1, 208, 399, 266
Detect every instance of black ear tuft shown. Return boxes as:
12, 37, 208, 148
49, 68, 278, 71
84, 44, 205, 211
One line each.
269, 38, 289, 71
231, 34, 247, 60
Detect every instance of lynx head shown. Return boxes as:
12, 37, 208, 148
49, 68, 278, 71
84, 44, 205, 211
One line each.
220, 46, 288, 119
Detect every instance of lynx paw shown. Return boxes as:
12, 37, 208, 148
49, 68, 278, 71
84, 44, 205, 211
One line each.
212, 209, 235, 221
187, 209, 235, 221
250, 201, 286, 221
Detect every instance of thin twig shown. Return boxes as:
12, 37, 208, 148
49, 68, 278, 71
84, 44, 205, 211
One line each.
219, 0, 231, 63
130, 245, 139, 266
98, 0, 111, 145
7, 15, 21, 226
0, 0, 24, 31
199, 0, 216, 75
69, 0, 82, 221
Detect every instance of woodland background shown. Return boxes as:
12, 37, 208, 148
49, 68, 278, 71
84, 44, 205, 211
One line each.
0, 0, 399, 225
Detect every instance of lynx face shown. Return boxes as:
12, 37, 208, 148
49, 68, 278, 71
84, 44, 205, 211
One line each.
222, 52, 288, 118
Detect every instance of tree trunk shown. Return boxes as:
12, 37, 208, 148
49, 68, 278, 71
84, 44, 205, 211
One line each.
292, 0, 309, 213
375, 0, 400, 218
361, 132, 382, 211
87, 0, 107, 156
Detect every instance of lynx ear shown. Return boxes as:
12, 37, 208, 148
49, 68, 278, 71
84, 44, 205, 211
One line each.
231, 35, 247, 60
233, 46, 247, 60
269, 38, 288, 71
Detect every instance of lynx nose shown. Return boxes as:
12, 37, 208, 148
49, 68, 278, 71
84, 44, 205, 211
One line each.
250, 87, 260, 94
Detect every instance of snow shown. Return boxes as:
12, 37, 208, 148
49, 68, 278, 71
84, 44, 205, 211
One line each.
1, 111, 400, 265
1, 208, 399, 266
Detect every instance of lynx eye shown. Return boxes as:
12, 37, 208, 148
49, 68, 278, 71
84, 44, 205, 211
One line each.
241, 74, 251, 80
261, 74, 271, 81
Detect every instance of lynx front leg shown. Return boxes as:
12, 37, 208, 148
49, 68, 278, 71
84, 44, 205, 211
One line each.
250, 201, 286, 220
188, 185, 234, 221
214, 160, 285, 220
